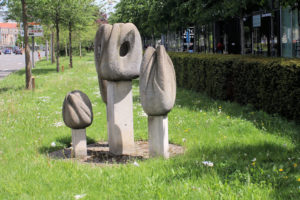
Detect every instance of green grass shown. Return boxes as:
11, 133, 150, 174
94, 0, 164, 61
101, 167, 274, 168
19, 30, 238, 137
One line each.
0, 53, 299, 199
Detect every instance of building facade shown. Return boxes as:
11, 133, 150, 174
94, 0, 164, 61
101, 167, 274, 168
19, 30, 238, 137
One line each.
0, 23, 18, 48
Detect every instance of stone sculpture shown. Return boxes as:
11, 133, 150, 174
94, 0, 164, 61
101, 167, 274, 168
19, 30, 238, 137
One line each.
62, 90, 93, 158
94, 23, 142, 155
140, 45, 176, 158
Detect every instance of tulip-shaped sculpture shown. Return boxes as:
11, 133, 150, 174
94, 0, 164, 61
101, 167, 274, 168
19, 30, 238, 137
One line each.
140, 45, 176, 158
62, 90, 93, 158
94, 23, 142, 155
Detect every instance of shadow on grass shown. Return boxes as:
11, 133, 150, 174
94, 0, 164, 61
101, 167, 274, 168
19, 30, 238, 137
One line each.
169, 142, 299, 199
38, 135, 97, 154
15, 68, 57, 76
0, 86, 24, 94
132, 79, 300, 142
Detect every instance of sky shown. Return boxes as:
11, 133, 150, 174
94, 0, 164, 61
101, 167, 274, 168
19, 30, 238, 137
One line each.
97, 0, 119, 13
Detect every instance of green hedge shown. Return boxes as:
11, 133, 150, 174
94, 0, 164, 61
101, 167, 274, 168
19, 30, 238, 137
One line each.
169, 52, 300, 121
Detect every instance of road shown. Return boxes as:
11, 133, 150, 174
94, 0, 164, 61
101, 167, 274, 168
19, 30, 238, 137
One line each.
0, 51, 45, 80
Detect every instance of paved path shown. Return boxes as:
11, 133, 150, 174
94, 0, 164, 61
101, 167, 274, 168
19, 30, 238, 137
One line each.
0, 51, 45, 80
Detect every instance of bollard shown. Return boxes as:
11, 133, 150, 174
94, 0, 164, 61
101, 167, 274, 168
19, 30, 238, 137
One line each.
31, 76, 35, 91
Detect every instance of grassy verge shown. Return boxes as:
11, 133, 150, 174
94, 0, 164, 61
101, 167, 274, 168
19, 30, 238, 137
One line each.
0, 54, 299, 199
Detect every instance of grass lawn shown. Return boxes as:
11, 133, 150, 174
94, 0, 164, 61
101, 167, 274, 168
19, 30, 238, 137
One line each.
0, 53, 299, 199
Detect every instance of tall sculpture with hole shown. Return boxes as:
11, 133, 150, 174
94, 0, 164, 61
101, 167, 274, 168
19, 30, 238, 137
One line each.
94, 23, 142, 155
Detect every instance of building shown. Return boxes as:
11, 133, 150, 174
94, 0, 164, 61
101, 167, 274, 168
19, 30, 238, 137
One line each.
213, 5, 300, 58
0, 23, 18, 48
161, 2, 300, 58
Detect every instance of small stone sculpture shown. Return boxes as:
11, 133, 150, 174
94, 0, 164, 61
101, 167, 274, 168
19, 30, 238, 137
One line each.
62, 90, 93, 158
94, 23, 142, 155
140, 45, 176, 158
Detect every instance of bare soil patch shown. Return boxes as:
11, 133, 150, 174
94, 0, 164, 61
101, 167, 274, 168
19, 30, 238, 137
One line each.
49, 141, 184, 166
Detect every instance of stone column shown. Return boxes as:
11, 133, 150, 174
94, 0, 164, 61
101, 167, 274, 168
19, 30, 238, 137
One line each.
107, 81, 135, 155
72, 129, 87, 158
148, 115, 169, 158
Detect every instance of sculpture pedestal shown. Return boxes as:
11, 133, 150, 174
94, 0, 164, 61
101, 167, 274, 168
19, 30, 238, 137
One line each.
148, 115, 169, 158
107, 81, 135, 155
72, 129, 87, 158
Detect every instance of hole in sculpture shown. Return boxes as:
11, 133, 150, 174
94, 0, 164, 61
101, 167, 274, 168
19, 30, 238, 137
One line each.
120, 41, 130, 57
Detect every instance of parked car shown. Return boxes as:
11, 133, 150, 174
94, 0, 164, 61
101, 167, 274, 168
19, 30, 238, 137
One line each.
0, 50, 2, 55
4, 49, 11, 54
14, 49, 22, 55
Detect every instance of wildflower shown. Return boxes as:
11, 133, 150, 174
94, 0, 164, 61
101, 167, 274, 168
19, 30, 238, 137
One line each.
244, 153, 247, 156
51, 142, 56, 147
226, 116, 230, 119
294, 163, 297, 168
53, 122, 64, 127
284, 176, 288, 179
202, 161, 214, 167
252, 158, 256, 162
182, 138, 186, 143
279, 168, 283, 172
138, 111, 147, 117
184, 129, 189, 133
252, 162, 256, 166
297, 178, 300, 182
74, 194, 86, 199
133, 161, 140, 167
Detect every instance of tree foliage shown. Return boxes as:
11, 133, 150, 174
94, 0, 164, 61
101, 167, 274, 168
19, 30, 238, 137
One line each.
110, 0, 270, 39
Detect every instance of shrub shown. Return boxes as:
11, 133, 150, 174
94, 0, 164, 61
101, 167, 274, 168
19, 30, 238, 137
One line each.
169, 53, 300, 121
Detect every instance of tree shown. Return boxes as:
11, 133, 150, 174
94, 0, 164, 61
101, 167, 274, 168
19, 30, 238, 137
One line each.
63, 0, 97, 68
21, 0, 32, 89
6, 0, 33, 89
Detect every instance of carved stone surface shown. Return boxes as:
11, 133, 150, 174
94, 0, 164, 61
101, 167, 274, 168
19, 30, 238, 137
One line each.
140, 45, 176, 116
62, 90, 93, 129
94, 23, 142, 81
94, 24, 111, 103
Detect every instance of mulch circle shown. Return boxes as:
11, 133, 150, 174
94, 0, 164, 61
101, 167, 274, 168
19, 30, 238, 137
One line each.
49, 141, 185, 166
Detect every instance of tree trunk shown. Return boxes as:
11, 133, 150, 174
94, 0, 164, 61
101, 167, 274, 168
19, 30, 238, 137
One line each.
51, 30, 55, 63
21, 0, 32, 90
65, 42, 67, 57
69, 22, 73, 68
45, 40, 48, 61
166, 22, 169, 50
152, 28, 155, 47
240, 17, 245, 55
55, 16, 60, 72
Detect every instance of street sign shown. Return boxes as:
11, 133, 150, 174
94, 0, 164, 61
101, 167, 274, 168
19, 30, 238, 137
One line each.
186, 29, 190, 43
20, 23, 44, 37
253, 15, 261, 27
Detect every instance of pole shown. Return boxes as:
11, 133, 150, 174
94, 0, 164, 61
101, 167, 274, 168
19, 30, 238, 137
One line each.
32, 36, 35, 68
45, 40, 48, 61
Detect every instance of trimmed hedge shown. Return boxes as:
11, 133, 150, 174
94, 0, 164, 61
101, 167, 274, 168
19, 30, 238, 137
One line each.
169, 52, 300, 121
